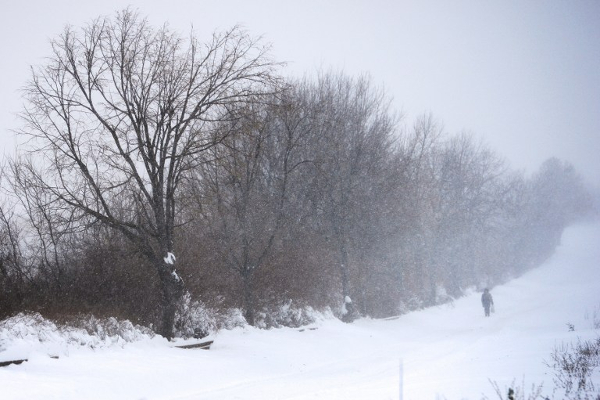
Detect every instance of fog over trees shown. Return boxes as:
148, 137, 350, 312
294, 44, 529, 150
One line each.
0, 10, 594, 336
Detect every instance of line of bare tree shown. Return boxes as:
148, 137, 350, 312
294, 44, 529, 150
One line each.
0, 10, 594, 338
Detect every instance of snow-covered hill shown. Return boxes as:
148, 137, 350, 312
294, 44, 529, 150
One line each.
1, 222, 599, 400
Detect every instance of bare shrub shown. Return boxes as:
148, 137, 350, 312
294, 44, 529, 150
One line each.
484, 378, 545, 400
547, 337, 600, 399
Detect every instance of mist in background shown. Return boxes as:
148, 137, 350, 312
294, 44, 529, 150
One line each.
1, 0, 599, 186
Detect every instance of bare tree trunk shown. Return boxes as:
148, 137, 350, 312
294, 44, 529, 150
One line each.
242, 270, 255, 326
338, 238, 358, 323
339, 242, 350, 303
156, 261, 184, 340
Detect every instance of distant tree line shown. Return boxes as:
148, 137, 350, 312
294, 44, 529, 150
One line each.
0, 10, 594, 337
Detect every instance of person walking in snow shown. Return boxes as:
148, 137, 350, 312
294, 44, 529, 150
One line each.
481, 288, 494, 317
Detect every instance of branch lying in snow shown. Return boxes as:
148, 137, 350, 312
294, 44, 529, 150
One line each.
0, 359, 28, 367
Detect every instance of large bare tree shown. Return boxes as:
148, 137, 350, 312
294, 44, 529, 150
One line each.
192, 91, 313, 325
295, 72, 398, 320
17, 9, 281, 338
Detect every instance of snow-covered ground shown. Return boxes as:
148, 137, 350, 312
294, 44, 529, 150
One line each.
1, 222, 599, 400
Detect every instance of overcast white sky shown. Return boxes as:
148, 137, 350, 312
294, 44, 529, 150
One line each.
1, 0, 599, 185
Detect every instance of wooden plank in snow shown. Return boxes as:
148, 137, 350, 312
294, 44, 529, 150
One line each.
175, 340, 213, 350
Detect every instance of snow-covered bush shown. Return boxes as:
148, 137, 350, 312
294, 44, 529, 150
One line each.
0, 312, 60, 344
174, 292, 330, 334
399, 297, 425, 314
0, 312, 158, 358
174, 293, 245, 338
64, 315, 155, 342
435, 284, 454, 305
253, 299, 329, 329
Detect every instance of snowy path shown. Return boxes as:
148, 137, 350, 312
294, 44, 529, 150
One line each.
1, 222, 599, 400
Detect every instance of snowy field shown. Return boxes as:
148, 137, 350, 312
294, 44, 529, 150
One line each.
1, 222, 599, 400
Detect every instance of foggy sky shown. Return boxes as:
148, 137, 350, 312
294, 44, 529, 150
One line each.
1, 0, 598, 185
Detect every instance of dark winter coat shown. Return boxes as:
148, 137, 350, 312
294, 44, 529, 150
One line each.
481, 290, 493, 308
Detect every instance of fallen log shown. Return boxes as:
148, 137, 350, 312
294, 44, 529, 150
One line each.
0, 359, 27, 367
0, 355, 59, 367
175, 340, 213, 350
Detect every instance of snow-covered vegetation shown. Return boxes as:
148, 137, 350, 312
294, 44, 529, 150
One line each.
0, 313, 159, 361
